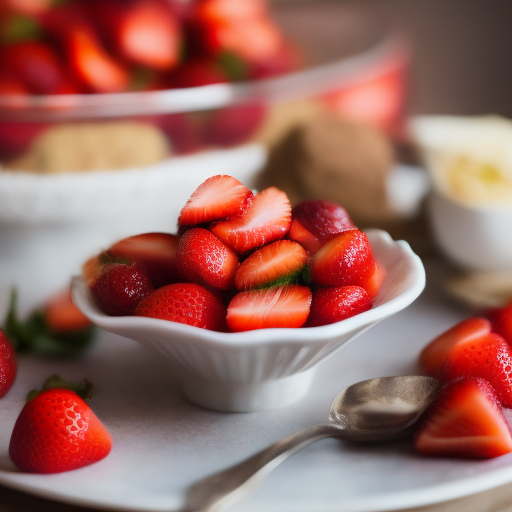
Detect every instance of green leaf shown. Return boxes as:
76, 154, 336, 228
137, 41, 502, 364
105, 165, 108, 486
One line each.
27, 374, 93, 402
216, 51, 250, 82
1, 15, 42, 44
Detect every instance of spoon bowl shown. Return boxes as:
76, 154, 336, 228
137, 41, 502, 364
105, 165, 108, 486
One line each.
187, 375, 439, 512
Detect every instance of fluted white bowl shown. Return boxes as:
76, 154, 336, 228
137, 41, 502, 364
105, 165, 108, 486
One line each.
71, 229, 425, 413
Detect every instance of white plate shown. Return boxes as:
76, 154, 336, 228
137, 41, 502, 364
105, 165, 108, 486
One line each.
2, 268, 512, 512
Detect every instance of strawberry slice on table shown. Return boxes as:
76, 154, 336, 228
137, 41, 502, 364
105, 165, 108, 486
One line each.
0, 329, 17, 399
135, 282, 227, 331
93, 262, 155, 317
211, 186, 292, 254
9, 377, 112, 474
487, 302, 512, 346
176, 228, 239, 290
178, 175, 253, 227
419, 317, 492, 377
227, 284, 312, 332
309, 229, 376, 288
235, 240, 307, 291
439, 332, 512, 408
306, 286, 372, 327
107, 232, 180, 288
289, 200, 356, 254
414, 377, 512, 459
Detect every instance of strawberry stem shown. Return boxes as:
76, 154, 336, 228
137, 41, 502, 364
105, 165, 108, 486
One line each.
27, 374, 93, 402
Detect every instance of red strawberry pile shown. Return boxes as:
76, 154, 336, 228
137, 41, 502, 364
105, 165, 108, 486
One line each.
413, 303, 512, 459
84, 175, 386, 332
0, 0, 298, 96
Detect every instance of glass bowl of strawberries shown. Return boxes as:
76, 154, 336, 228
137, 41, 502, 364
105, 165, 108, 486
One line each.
71, 175, 425, 413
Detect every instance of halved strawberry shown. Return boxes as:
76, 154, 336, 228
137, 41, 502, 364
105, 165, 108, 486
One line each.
44, 289, 92, 333
414, 377, 512, 459
107, 232, 180, 288
106, 0, 181, 71
290, 200, 356, 254
363, 261, 387, 299
235, 240, 307, 291
211, 186, 292, 254
176, 228, 239, 290
487, 302, 512, 347
178, 175, 253, 227
439, 332, 512, 407
309, 230, 376, 287
306, 286, 372, 327
135, 282, 227, 331
226, 284, 311, 332
419, 318, 492, 377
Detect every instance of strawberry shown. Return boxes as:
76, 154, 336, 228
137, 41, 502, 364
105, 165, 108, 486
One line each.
107, 232, 180, 288
3, 0, 53, 15
309, 230, 376, 287
0, 74, 29, 94
419, 318, 492, 376
169, 58, 227, 88
0, 40, 65, 94
414, 377, 512, 459
363, 261, 387, 299
194, 0, 267, 25
9, 382, 112, 473
306, 286, 372, 327
235, 240, 307, 291
179, 175, 253, 227
93, 262, 154, 316
176, 227, 239, 290
151, 113, 202, 155
226, 284, 312, 332
44, 288, 92, 333
0, 329, 17, 399
92, 0, 181, 71
82, 253, 105, 289
249, 41, 300, 79
135, 282, 227, 331
487, 302, 512, 347
200, 103, 266, 147
0, 121, 44, 160
211, 186, 292, 254
289, 200, 356, 254
439, 332, 512, 408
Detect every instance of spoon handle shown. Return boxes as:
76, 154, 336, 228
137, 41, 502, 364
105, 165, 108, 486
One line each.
185, 423, 342, 512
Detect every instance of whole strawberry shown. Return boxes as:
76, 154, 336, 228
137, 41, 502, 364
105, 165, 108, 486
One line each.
9, 386, 112, 473
0, 329, 17, 398
93, 262, 154, 316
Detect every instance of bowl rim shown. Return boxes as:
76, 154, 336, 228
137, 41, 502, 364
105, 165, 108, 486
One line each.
0, 35, 407, 121
71, 229, 426, 347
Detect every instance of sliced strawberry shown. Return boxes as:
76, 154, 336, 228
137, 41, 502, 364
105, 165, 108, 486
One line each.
309, 230, 376, 287
419, 318, 492, 377
211, 187, 292, 254
93, 262, 154, 316
290, 200, 356, 253
178, 175, 253, 227
487, 302, 512, 347
169, 58, 227, 88
107, 232, 180, 288
44, 289, 92, 332
66, 25, 130, 93
0, 40, 65, 94
226, 284, 311, 332
414, 377, 512, 459
176, 228, 239, 290
306, 286, 372, 327
114, 0, 181, 71
439, 332, 512, 408
235, 240, 307, 291
135, 282, 227, 331
363, 261, 387, 299
194, 0, 266, 25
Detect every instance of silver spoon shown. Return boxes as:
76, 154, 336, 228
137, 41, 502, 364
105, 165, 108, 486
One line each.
185, 375, 439, 512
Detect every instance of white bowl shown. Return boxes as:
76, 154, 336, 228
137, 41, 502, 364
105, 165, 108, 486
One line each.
410, 115, 512, 272
71, 229, 425, 413
0, 144, 265, 316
